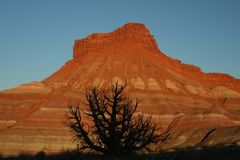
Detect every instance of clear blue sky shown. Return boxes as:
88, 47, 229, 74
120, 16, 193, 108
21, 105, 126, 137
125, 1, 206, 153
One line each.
0, 0, 240, 90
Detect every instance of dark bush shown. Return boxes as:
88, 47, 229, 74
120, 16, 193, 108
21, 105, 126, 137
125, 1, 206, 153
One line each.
66, 82, 168, 155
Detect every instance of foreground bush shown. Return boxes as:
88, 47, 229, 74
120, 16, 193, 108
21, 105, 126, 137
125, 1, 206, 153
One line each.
66, 83, 167, 155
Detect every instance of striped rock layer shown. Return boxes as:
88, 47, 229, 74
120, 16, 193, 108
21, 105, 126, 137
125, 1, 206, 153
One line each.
1, 23, 240, 155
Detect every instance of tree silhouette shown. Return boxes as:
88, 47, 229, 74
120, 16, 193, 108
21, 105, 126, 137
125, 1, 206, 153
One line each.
66, 83, 171, 155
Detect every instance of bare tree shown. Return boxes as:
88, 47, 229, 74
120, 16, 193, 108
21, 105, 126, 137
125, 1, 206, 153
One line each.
66, 82, 170, 155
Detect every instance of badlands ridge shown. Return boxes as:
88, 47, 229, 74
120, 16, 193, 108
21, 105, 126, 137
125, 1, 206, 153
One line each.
0, 23, 240, 155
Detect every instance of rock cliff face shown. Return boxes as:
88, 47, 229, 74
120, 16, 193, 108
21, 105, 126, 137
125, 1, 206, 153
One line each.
72, 23, 240, 92
73, 23, 159, 59
0, 23, 240, 155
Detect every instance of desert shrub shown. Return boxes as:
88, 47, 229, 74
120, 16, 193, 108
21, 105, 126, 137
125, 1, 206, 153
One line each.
66, 83, 169, 155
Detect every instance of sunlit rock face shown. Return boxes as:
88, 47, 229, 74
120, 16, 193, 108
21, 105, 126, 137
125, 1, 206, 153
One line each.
1, 23, 240, 155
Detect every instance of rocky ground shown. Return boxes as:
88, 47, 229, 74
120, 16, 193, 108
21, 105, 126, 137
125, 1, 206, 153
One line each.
1, 145, 240, 160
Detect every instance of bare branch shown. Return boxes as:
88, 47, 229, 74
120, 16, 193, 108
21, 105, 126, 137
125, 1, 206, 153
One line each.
65, 82, 174, 155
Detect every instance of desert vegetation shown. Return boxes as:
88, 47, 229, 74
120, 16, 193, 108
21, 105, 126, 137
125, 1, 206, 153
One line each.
65, 82, 170, 155
1, 145, 240, 160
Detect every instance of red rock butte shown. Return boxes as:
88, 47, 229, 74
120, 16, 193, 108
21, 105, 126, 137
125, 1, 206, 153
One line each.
0, 23, 240, 155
